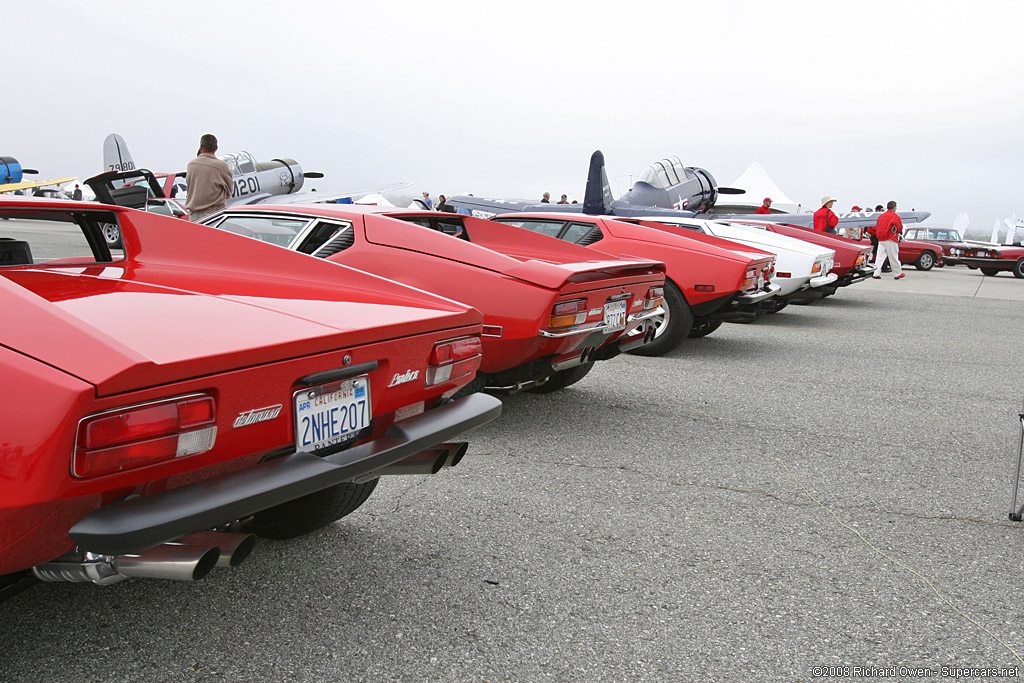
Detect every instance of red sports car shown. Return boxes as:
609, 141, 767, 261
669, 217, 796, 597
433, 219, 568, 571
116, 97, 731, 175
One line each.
730, 220, 874, 292
0, 197, 501, 597
201, 205, 666, 393
485, 213, 779, 355
944, 241, 1024, 277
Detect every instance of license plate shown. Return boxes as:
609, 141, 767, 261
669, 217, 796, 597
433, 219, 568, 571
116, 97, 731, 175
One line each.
294, 377, 371, 452
603, 300, 627, 333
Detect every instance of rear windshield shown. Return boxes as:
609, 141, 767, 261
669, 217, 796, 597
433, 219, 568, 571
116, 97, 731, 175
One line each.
0, 209, 123, 267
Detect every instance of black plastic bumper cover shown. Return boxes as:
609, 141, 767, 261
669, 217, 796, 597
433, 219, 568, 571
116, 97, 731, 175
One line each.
70, 393, 503, 556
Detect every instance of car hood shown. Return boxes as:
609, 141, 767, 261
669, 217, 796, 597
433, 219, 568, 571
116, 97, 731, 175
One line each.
2, 267, 476, 397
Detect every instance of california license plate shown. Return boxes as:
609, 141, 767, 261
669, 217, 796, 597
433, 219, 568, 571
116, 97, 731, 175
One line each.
603, 300, 627, 333
294, 377, 371, 452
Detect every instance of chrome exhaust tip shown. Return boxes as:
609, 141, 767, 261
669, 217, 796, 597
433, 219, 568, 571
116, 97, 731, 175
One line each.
113, 545, 221, 582
173, 532, 256, 568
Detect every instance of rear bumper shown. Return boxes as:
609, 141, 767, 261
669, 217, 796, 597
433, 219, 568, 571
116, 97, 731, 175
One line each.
70, 393, 502, 556
807, 272, 839, 289
704, 284, 781, 323
834, 265, 874, 287
950, 257, 1013, 269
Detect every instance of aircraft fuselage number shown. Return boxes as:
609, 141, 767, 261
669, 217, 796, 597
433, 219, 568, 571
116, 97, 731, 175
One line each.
108, 161, 135, 172
232, 175, 261, 198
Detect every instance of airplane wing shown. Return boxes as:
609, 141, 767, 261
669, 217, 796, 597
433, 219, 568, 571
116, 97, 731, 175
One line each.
0, 177, 77, 194
712, 210, 931, 228
447, 195, 584, 218
260, 182, 415, 206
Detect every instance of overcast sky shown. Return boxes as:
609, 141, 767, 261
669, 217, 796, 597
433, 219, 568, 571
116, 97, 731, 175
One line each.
7, 1, 1023, 232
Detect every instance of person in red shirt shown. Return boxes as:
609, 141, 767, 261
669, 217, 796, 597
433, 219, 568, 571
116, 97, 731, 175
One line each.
872, 200, 905, 279
755, 197, 772, 214
813, 196, 839, 233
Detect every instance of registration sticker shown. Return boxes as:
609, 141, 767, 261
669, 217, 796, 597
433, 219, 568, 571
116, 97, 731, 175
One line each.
603, 300, 627, 333
294, 377, 371, 452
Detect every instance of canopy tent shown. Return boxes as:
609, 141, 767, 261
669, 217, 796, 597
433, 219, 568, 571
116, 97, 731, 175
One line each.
715, 160, 805, 214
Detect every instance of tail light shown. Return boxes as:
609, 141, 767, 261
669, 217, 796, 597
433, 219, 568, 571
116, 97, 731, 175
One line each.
74, 395, 217, 478
694, 284, 715, 292
741, 268, 757, 289
549, 299, 588, 328
811, 261, 823, 275
644, 286, 664, 310
776, 272, 791, 278
426, 336, 483, 386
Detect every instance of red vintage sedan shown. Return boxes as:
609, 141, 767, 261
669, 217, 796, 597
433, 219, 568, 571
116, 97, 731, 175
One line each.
847, 230, 944, 271
201, 205, 666, 393
0, 197, 501, 597
486, 213, 779, 355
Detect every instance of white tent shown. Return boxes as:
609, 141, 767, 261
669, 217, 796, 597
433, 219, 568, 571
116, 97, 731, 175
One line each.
718, 160, 804, 214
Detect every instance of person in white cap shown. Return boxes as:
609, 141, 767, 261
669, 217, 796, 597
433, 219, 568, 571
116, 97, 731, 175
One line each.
813, 196, 839, 234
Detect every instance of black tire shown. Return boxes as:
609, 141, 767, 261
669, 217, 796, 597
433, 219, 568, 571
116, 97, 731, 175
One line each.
767, 298, 789, 313
101, 223, 123, 249
626, 280, 693, 357
526, 362, 594, 394
454, 372, 487, 398
915, 251, 936, 271
1014, 259, 1024, 279
688, 319, 723, 338
242, 479, 379, 539
980, 267, 1000, 277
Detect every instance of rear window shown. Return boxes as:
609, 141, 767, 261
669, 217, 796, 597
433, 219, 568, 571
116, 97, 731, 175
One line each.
212, 214, 310, 248
493, 218, 565, 238
0, 209, 123, 267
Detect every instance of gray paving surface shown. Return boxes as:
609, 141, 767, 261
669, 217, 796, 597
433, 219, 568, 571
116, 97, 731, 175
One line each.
2, 277, 1023, 682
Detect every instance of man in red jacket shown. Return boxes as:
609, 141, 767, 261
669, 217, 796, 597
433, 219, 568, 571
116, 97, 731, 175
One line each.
813, 196, 839, 233
755, 197, 772, 214
872, 200, 905, 279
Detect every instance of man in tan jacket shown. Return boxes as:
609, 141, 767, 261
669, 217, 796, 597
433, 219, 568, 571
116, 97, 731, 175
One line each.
185, 134, 232, 222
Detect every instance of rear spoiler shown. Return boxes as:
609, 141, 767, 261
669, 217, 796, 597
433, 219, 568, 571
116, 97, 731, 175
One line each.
503, 258, 664, 290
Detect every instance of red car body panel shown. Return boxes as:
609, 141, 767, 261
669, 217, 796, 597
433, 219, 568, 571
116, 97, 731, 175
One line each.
204, 205, 666, 384
490, 213, 777, 321
0, 198, 498, 577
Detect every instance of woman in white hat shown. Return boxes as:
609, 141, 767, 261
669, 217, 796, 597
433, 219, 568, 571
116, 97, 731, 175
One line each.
814, 196, 839, 234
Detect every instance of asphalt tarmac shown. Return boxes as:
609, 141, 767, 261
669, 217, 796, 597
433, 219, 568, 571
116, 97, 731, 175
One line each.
3, 268, 1023, 682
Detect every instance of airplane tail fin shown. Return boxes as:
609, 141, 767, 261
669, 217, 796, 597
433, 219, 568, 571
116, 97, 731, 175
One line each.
583, 150, 614, 215
103, 134, 136, 174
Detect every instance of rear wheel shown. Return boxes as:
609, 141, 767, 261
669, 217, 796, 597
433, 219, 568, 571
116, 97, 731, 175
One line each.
242, 479, 379, 539
915, 251, 936, 271
980, 267, 1001, 276
626, 280, 693, 357
1013, 259, 1024, 279
688, 319, 723, 338
526, 362, 594, 394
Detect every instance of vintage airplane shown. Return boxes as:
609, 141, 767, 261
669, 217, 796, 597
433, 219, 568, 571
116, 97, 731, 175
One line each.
103, 134, 410, 207
448, 151, 930, 229
104, 133, 323, 204
0, 156, 76, 195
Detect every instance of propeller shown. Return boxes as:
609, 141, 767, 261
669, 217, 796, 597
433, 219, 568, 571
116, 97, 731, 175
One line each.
716, 187, 745, 195
303, 172, 325, 179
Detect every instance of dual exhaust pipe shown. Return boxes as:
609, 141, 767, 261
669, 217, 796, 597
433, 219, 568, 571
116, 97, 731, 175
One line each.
33, 442, 469, 586
33, 531, 257, 585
